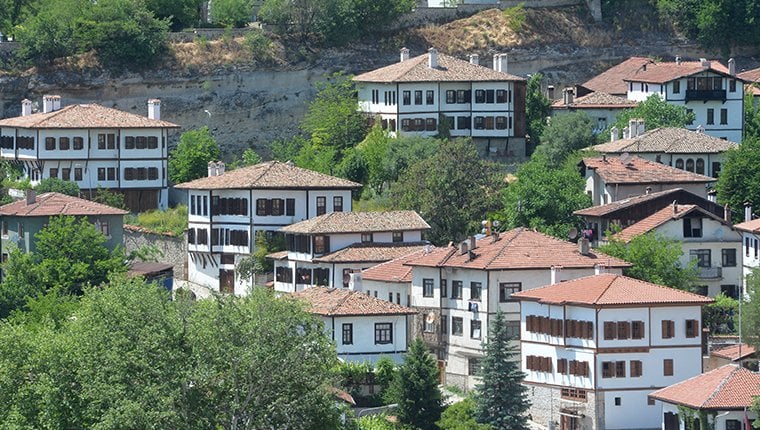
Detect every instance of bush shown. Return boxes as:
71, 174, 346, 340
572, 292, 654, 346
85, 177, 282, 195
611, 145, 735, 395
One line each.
125, 205, 188, 236
244, 28, 273, 62
35, 177, 80, 196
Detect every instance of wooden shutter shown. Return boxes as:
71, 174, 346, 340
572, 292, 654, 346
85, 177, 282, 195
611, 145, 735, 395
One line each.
604, 322, 616, 340
686, 319, 699, 338
565, 319, 573, 337
569, 360, 577, 375
586, 321, 594, 339
661, 320, 672, 339
663, 359, 674, 376
632, 321, 644, 339
618, 321, 630, 339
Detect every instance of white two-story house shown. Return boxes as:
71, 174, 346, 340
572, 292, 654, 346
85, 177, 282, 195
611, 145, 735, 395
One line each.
354, 48, 527, 159
271, 210, 430, 293
611, 203, 742, 298
291, 286, 416, 364
175, 160, 361, 295
513, 273, 713, 430
0, 96, 179, 212
733, 204, 760, 295
403, 228, 630, 390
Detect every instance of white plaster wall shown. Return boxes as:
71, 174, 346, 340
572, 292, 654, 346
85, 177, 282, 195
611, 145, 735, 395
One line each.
120, 159, 164, 189
604, 390, 661, 430
188, 254, 220, 291
596, 347, 702, 391
649, 306, 703, 347
360, 279, 410, 306
187, 222, 210, 253
356, 82, 398, 115
37, 129, 90, 160
597, 307, 651, 349
411, 266, 441, 308
327, 314, 409, 364
521, 341, 595, 389
118, 128, 164, 159
397, 82, 441, 114
605, 182, 710, 202
273, 259, 297, 293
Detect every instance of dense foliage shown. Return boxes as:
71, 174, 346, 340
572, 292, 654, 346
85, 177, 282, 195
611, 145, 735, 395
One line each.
35, 177, 80, 196
438, 398, 490, 430
609, 93, 695, 136
525, 73, 552, 148
743, 268, 760, 352
535, 111, 596, 167
716, 137, 760, 220
124, 205, 189, 237
168, 126, 222, 184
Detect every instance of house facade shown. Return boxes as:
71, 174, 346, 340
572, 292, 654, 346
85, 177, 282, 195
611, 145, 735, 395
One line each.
0, 191, 127, 262
174, 161, 360, 295
513, 273, 713, 430
403, 228, 630, 390
550, 91, 637, 135
354, 48, 527, 159
290, 287, 416, 364
733, 205, 760, 294
271, 211, 430, 293
0, 96, 179, 212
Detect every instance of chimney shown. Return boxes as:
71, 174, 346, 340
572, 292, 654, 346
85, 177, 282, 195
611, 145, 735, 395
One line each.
700, 58, 710, 68
637, 119, 645, 137
675, 56, 682, 65
493, 54, 501, 72
610, 126, 619, 142
499, 54, 508, 74
400, 47, 410, 62
724, 203, 731, 222
147, 99, 161, 120
207, 161, 218, 177
469, 53, 479, 65
563, 88, 574, 105
728, 58, 736, 76
696, 124, 704, 133
547, 85, 555, 100
672, 200, 678, 215
578, 237, 590, 256
745, 202, 753, 222
594, 264, 606, 275
492, 231, 500, 242
623, 126, 630, 139
21, 99, 32, 116
26, 189, 36, 205
550, 266, 562, 285
645, 186, 652, 195
469, 235, 477, 251
42, 95, 61, 113
428, 47, 438, 69
348, 272, 362, 291
628, 118, 639, 138
216, 161, 225, 175
459, 241, 469, 255
707, 189, 717, 203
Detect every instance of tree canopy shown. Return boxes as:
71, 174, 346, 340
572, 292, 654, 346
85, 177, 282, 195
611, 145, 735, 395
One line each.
35, 177, 80, 196
525, 73, 552, 147
168, 126, 222, 184
535, 111, 596, 167
386, 338, 443, 430
716, 137, 760, 218
742, 268, 760, 351
610, 93, 695, 136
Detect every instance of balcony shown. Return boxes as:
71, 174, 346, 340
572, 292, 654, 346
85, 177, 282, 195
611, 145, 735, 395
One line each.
697, 266, 722, 280
685, 89, 726, 102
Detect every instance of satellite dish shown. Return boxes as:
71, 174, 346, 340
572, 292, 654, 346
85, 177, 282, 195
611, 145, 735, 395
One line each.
426, 312, 436, 324
568, 227, 578, 240
620, 152, 631, 164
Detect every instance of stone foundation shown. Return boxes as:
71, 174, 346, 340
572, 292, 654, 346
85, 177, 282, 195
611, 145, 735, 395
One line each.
525, 383, 602, 430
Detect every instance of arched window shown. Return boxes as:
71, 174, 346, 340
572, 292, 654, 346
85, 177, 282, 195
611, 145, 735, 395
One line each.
675, 159, 684, 169
696, 159, 705, 175
686, 159, 695, 172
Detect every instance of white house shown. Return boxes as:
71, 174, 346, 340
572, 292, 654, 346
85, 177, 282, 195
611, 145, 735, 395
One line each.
0, 96, 179, 212
732, 204, 760, 295
290, 286, 416, 364
513, 273, 713, 430
649, 364, 759, 430
611, 203, 742, 298
402, 228, 630, 390
590, 125, 738, 178
174, 160, 361, 294
580, 155, 715, 206
271, 210, 430, 293
551, 91, 637, 135
353, 48, 527, 159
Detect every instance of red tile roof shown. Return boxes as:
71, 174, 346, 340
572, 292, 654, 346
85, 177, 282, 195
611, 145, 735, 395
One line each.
613, 204, 729, 243
512, 273, 713, 306
590, 127, 738, 154
735, 218, 760, 234
574, 188, 688, 217
361, 247, 442, 283
582, 57, 653, 95
739, 67, 760, 82
622, 59, 733, 84
290, 287, 416, 316
649, 365, 760, 410
174, 161, 361, 190
551, 92, 637, 109
313, 242, 427, 264
405, 228, 630, 270
281, 211, 430, 234
353, 51, 524, 83
711, 344, 757, 361
0, 192, 128, 216
0, 104, 179, 129
582, 156, 715, 184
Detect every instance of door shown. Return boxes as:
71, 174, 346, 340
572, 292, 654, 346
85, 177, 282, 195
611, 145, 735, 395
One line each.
220, 269, 235, 294
664, 412, 678, 430
560, 415, 579, 430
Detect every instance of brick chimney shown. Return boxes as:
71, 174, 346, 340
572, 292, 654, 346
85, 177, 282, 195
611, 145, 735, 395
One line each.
147, 99, 161, 120
26, 189, 36, 205
400, 47, 410, 62
428, 47, 438, 69
21, 99, 32, 116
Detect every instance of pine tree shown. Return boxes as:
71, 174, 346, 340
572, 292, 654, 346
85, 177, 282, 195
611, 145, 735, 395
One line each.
474, 310, 530, 429
388, 338, 443, 430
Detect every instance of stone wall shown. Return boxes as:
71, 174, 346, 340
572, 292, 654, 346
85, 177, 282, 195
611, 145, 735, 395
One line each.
124, 225, 187, 280
526, 383, 602, 429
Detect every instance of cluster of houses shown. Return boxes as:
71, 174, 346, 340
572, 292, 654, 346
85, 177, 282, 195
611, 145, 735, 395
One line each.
1, 51, 760, 430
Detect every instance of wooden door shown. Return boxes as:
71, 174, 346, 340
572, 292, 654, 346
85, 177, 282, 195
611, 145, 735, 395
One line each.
220, 269, 235, 294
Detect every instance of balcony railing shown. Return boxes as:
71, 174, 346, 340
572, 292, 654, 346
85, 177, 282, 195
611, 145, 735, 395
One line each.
697, 266, 722, 279
685, 89, 726, 102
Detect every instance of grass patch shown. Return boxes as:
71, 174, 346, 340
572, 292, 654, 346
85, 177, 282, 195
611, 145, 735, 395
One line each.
503, 3, 526, 32
125, 205, 188, 237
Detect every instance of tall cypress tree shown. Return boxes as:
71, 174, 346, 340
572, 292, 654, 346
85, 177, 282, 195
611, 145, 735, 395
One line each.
474, 310, 530, 429
388, 338, 443, 430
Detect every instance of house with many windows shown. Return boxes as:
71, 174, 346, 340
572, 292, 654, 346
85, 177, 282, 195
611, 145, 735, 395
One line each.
551, 91, 638, 135
271, 210, 430, 293
354, 48, 527, 159
402, 228, 630, 390
174, 161, 360, 294
290, 287, 416, 364
513, 273, 713, 430
733, 204, 760, 294
0, 96, 179, 212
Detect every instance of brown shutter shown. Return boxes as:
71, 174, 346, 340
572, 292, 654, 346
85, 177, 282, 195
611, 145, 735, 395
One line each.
586, 322, 594, 339
569, 360, 577, 375
604, 322, 616, 340
661, 320, 669, 338
565, 319, 572, 337
663, 359, 674, 376
618, 321, 630, 339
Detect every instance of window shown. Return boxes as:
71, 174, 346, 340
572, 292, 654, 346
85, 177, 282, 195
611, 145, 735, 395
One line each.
98, 133, 115, 150
617, 321, 630, 339
685, 319, 699, 338
632, 321, 645, 339
107, 168, 116, 181
361, 233, 373, 243
440, 279, 447, 297
485, 89, 494, 103
402, 90, 411, 105
630, 360, 642, 377
148, 167, 158, 180
371, 89, 379, 104
722, 248, 737, 267
49, 168, 58, 179
456, 90, 468, 104
648, 398, 656, 406
470, 282, 482, 301
720, 108, 728, 125
675, 158, 684, 169
446, 90, 455, 104
17, 222, 23, 239
271, 198, 284, 216
313, 268, 329, 286
392, 231, 403, 242
662, 320, 675, 339
506, 320, 520, 338
683, 217, 703, 238
97, 220, 109, 237
730, 79, 737, 92
333, 196, 343, 212
474, 116, 484, 130
604, 321, 616, 340
722, 284, 740, 299
59, 137, 70, 150
495, 116, 507, 130
125, 136, 135, 149
475, 89, 485, 103
425, 118, 437, 131
452, 317, 463, 336
452, 281, 463, 299
468, 358, 481, 376
602, 361, 614, 378
414, 90, 422, 105
97, 168, 106, 181
686, 158, 695, 172
690, 249, 711, 268
663, 359, 674, 376
615, 361, 626, 377
426, 90, 434, 105
256, 199, 269, 216
457, 116, 470, 129
414, 118, 424, 131
374, 323, 392, 344
707, 108, 714, 125
45, 137, 55, 150
696, 158, 705, 174
423, 278, 434, 297
557, 358, 568, 374
61, 168, 70, 181
499, 282, 521, 302
471, 319, 481, 339
401, 119, 412, 131
147, 136, 158, 149
74, 168, 82, 181
316, 196, 326, 216
561, 388, 587, 401
286, 198, 295, 216
614, 397, 621, 406
673, 80, 680, 94
725, 420, 741, 430
313, 235, 328, 254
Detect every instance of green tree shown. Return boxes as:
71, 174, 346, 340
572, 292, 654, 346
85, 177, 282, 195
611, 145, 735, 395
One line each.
703, 293, 738, 334
229, 148, 263, 170
91, 187, 127, 210
745, 92, 760, 140
610, 93, 695, 135
390, 138, 501, 244
535, 111, 596, 167
743, 268, 760, 352
498, 153, 591, 239
473, 310, 529, 429
35, 177, 80, 196
716, 137, 760, 218
438, 398, 490, 430
144, 0, 200, 30
599, 231, 697, 290
526, 73, 551, 148
357, 123, 393, 195
169, 126, 221, 184
210, 0, 252, 27
386, 338, 443, 430
16, 0, 87, 62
